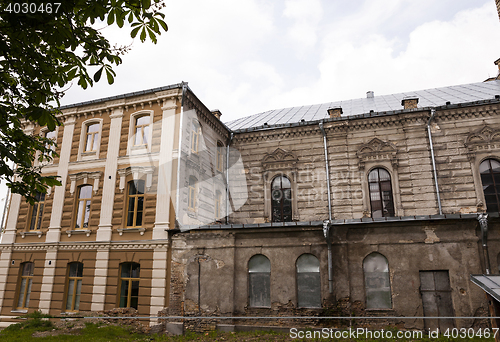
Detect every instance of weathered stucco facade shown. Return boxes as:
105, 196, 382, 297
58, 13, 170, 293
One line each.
1, 77, 500, 332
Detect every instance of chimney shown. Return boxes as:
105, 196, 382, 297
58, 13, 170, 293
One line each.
211, 109, 222, 120
401, 96, 419, 109
495, 58, 500, 78
366, 91, 374, 99
327, 107, 343, 118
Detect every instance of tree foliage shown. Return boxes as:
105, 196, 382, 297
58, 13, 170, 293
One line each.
0, 0, 167, 204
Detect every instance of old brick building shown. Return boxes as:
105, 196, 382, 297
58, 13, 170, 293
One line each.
1, 72, 500, 332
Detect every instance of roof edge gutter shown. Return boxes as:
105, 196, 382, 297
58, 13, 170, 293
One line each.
427, 109, 442, 215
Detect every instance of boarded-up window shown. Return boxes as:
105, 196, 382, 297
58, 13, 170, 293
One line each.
296, 254, 321, 308
248, 254, 270, 307
363, 252, 392, 309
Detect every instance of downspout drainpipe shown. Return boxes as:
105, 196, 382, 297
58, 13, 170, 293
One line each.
427, 109, 443, 215
225, 132, 234, 224
319, 121, 333, 294
478, 214, 491, 274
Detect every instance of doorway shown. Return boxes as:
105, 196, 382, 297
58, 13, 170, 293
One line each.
419, 270, 454, 331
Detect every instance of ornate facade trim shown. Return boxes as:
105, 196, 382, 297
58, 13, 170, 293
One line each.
357, 138, 398, 170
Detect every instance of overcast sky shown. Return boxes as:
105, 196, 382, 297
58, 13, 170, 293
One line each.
1, 0, 500, 221
58, 0, 500, 123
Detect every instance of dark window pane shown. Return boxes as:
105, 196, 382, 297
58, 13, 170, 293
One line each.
131, 264, 140, 278
121, 264, 131, 278
135, 212, 143, 226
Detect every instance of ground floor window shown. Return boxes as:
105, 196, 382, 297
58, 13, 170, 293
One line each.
66, 262, 83, 312
17, 262, 34, 309
119, 262, 140, 309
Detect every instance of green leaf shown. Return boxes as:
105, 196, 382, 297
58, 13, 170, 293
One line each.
105, 69, 114, 84
131, 26, 141, 38
93, 67, 103, 82
140, 28, 147, 42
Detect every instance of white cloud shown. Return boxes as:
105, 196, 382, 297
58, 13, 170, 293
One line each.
283, 0, 323, 51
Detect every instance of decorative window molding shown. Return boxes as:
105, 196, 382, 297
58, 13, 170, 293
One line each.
68, 171, 102, 195
262, 148, 299, 222
465, 126, 500, 211
127, 110, 154, 155
117, 166, 155, 193
357, 138, 403, 217
77, 118, 103, 161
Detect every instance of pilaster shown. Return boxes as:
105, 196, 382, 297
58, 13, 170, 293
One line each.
46, 115, 76, 243
0, 248, 12, 310
91, 248, 110, 311
153, 101, 178, 239
149, 246, 169, 322
96, 108, 123, 241
38, 248, 58, 313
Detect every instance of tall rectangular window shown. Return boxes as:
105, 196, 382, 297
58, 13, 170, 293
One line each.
127, 180, 145, 227
29, 192, 45, 231
17, 262, 34, 309
75, 185, 92, 229
188, 176, 197, 211
119, 262, 140, 309
216, 142, 224, 172
66, 263, 83, 312
85, 123, 100, 152
134, 116, 150, 146
191, 121, 200, 153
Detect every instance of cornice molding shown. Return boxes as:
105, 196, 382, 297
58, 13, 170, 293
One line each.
0, 241, 170, 252
184, 92, 230, 140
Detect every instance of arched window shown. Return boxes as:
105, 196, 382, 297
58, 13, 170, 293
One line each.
134, 115, 150, 146
368, 168, 395, 218
119, 262, 140, 309
480, 159, 500, 212
363, 253, 392, 309
188, 176, 197, 211
296, 254, 321, 308
126, 180, 145, 227
29, 192, 45, 231
85, 123, 100, 152
16, 262, 34, 309
74, 185, 92, 229
216, 141, 224, 172
271, 175, 292, 222
248, 254, 270, 307
65, 262, 83, 312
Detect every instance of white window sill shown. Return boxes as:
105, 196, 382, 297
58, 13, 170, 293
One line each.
66, 229, 91, 238
117, 227, 145, 236
19, 231, 43, 238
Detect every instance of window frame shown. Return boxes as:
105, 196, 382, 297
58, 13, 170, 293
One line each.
16, 262, 34, 310
77, 119, 103, 161
271, 175, 293, 222
367, 167, 395, 218
363, 252, 392, 310
118, 262, 140, 309
191, 120, 200, 154
64, 262, 83, 312
126, 180, 146, 228
73, 185, 93, 230
28, 192, 45, 231
296, 253, 321, 308
188, 176, 197, 211
216, 141, 224, 172
248, 254, 271, 308
127, 110, 154, 155
479, 158, 500, 213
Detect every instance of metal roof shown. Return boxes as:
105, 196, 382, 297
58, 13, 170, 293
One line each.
226, 80, 500, 130
471, 275, 500, 303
